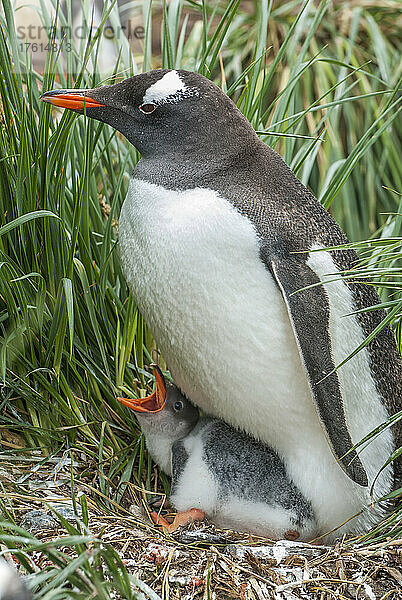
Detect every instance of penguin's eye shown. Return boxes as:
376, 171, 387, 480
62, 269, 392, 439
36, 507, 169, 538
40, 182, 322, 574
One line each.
174, 400, 184, 412
139, 103, 157, 114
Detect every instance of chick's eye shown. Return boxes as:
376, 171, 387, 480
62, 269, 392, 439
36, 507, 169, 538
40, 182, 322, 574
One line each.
139, 103, 157, 114
174, 400, 184, 412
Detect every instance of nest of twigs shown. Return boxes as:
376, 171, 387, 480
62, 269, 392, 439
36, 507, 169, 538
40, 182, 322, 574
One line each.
0, 451, 401, 599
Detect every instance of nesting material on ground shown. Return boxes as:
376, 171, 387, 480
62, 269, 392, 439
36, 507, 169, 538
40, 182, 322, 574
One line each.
0, 455, 401, 599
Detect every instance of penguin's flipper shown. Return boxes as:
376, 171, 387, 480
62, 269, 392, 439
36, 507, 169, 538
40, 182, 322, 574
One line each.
262, 248, 368, 487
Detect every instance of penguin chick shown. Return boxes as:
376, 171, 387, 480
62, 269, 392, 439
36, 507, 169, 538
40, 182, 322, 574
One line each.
120, 365, 199, 475
0, 559, 31, 600
118, 366, 317, 541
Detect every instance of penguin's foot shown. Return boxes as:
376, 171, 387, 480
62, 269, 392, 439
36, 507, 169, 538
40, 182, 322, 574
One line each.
284, 529, 300, 541
150, 508, 205, 533
170, 509, 205, 531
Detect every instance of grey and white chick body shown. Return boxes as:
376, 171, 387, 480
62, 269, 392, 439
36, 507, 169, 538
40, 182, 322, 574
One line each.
118, 367, 317, 541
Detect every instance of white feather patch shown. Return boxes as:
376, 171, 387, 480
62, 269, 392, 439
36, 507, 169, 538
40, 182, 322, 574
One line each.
143, 70, 185, 104
211, 498, 317, 541
171, 433, 219, 514
0, 559, 29, 599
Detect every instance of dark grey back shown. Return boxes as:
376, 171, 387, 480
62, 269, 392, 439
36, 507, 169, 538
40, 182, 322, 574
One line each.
172, 418, 314, 527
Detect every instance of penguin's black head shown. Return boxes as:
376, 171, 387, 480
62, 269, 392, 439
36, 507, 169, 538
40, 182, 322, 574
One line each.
163, 383, 200, 429
40, 69, 255, 158
117, 365, 199, 437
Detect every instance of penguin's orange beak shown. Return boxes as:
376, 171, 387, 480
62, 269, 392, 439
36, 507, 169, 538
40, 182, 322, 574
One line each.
40, 89, 105, 110
117, 365, 167, 414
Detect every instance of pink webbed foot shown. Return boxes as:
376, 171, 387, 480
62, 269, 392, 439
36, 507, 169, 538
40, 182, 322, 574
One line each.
150, 508, 205, 532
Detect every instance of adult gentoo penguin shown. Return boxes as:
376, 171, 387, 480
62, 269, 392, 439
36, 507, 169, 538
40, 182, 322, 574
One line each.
41, 69, 402, 538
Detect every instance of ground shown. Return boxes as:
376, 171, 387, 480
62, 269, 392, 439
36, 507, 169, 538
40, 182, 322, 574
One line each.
0, 447, 401, 599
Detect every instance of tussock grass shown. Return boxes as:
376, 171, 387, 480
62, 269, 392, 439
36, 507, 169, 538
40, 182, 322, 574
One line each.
0, 0, 401, 596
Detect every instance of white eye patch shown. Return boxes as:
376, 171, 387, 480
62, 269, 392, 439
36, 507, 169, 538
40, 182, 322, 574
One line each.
142, 70, 199, 105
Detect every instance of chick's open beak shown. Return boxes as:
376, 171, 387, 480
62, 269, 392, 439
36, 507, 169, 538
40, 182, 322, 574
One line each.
40, 89, 105, 110
117, 365, 167, 414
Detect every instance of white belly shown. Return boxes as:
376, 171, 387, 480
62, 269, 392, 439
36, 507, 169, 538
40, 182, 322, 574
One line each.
119, 178, 392, 537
